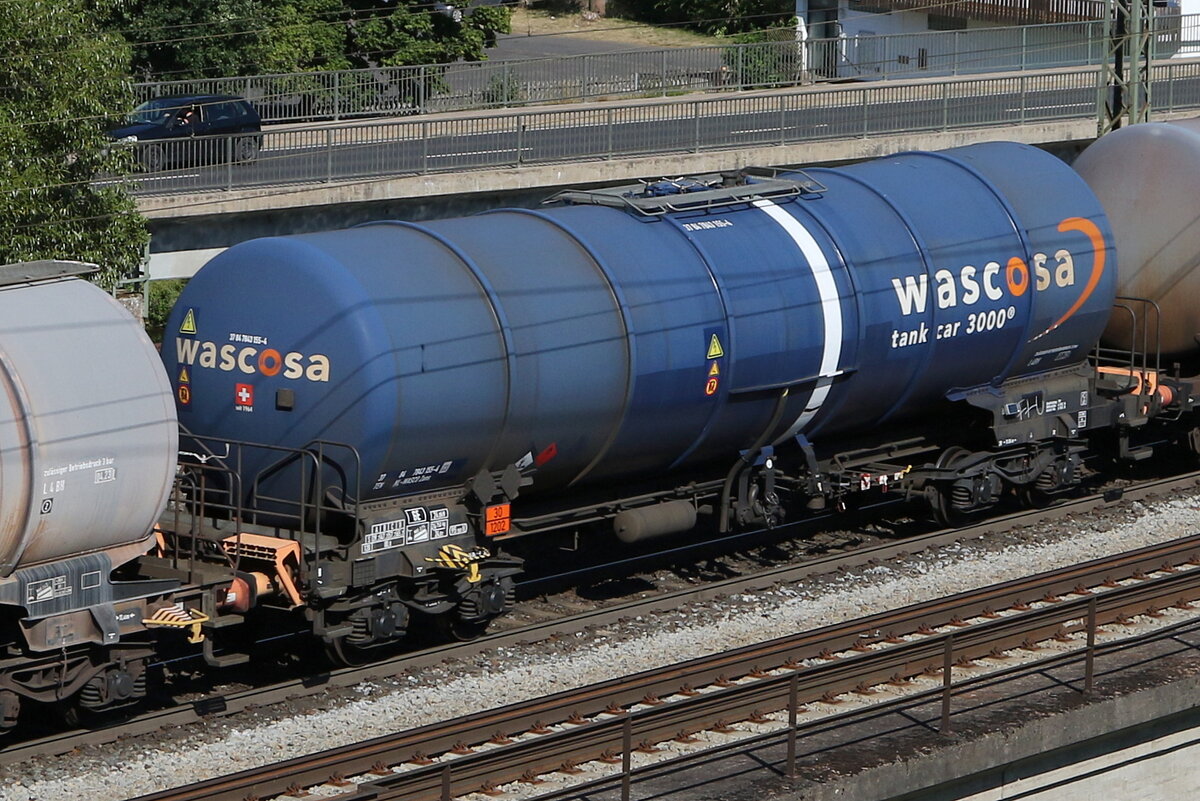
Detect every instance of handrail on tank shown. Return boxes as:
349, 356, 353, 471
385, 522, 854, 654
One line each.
304, 439, 364, 510
171, 430, 364, 588
167, 462, 246, 578
174, 424, 246, 532
1091, 296, 1163, 395
246, 438, 363, 520
247, 447, 323, 537
179, 434, 347, 523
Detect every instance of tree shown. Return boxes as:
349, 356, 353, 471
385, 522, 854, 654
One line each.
0, 0, 148, 289
353, 2, 511, 67
106, 0, 351, 80
104, 1, 513, 80
467, 5, 512, 49
611, 0, 793, 35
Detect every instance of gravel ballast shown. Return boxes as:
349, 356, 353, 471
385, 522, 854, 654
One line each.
3, 492, 1200, 801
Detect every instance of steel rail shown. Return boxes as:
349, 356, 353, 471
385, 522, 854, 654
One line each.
522, 613, 1200, 801
4, 469, 1197, 765
127, 534, 1200, 801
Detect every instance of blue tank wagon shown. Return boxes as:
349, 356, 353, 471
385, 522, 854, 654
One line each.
162, 142, 1186, 651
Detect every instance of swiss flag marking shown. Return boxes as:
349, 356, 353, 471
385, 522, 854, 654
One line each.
235, 383, 254, 407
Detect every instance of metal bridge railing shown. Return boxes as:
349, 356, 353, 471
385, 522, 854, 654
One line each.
133, 15, 1197, 124
122, 63, 1200, 197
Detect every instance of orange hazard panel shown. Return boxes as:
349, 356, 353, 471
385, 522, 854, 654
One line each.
484, 503, 512, 536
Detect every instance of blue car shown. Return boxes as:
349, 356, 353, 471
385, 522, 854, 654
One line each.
109, 94, 262, 172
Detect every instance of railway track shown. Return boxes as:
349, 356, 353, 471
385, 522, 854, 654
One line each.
132, 524, 1200, 801
3, 469, 1197, 766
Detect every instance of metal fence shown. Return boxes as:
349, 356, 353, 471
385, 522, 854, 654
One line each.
122, 62, 1200, 197
132, 44, 800, 122
133, 16, 1200, 124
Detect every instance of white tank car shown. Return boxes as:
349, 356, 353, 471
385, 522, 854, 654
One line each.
0, 262, 177, 578
1074, 118, 1200, 356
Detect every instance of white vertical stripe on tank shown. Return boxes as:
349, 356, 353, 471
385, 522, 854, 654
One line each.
752, 199, 842, 439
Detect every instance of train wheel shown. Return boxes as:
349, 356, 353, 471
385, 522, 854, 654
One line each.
930, 446, 972, 527
323, 604, 409, 667
1015, 483, 1053, 510
433, 576, 513, 641
435, 615, 489, 643
325, 633, 410, 667
54, 700, 86, 729
324, 637, 376, 667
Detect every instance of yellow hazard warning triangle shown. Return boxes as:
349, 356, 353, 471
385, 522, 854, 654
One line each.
708, 362, 720, 377
179, 308, 197, 335
706, 334, 724, 360
178, 367, 190, 384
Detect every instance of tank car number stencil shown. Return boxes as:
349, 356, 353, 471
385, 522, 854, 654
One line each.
386, 460, 460, 489
681, 219, 734, 232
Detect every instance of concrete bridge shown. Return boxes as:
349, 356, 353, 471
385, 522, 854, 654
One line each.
140, 63, 1200, 279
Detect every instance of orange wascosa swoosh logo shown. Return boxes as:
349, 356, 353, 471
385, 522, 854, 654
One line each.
1032, 216, 1107, 340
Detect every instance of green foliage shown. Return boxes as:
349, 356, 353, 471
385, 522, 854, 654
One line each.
352, 4, 480, 68
611, 0, 794, 35
722, 25, 802, 88
468, 6, 512, 48
103, 0, 351, 79
0, 0, 148, 289
146, 278, 187, 343
102, 1, 513, 80
482, 72, 524, 107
